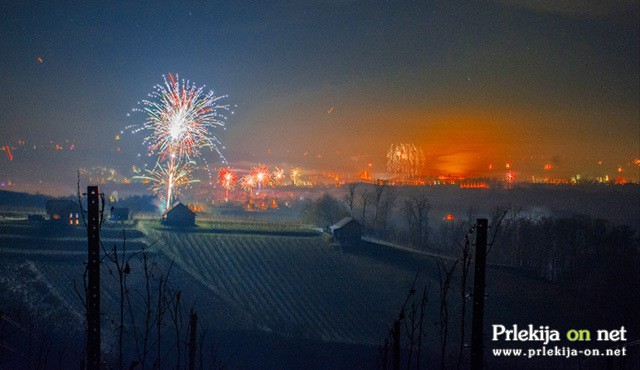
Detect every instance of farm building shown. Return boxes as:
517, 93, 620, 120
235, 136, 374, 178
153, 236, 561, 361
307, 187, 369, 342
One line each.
329, 217, 362, 246
162, 202, 196, 227
109, 207, 130, 221
45, 200, 80, 225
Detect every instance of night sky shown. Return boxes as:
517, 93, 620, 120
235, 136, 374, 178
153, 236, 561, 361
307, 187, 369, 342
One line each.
1, 1, 638, 194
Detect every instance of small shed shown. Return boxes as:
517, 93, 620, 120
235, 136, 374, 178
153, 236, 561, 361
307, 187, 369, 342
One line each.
162, 202, 196, 227
329, 217, 362, 246
45, 200, 80, 225
109, 207, 130, 221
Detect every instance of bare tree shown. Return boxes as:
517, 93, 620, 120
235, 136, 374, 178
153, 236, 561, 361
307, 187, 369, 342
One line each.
168, 289, 184, 369
402, 195, 430, 250
154, 267, 170, 369
456, 229, 474, 369
433, 256, 458, 370
318, 194, 348, 227
372, 184, 388, 229
344, 183, 358, 217
103, 230, 140, 370
371, 184, 396, 238
487, 207, 508, 256
125, 244, 167, 369
358, 189, 373, 234
378, 276, 415, 370
303, 194, 348, 228
378, 275, 430, 370
404, 284, 429, 369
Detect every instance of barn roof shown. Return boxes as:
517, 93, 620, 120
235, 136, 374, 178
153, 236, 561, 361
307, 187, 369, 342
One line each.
162, 202, 194, 217
329, 217, 359, 231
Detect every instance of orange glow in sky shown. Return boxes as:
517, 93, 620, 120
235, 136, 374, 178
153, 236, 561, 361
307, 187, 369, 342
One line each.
408, 110, 521, 178
227, 94, 637, 180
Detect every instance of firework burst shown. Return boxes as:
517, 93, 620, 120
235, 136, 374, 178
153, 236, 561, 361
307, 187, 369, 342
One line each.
136, 161, 199, 207
251, 164, 270, 193
272, 167, 285, 186
240, 174, 256, 195
386, 143, 425, 183
290, 168, 301, 186
136, 73, 231, 209
218, 168, 237, 201
140, 73, 230, 161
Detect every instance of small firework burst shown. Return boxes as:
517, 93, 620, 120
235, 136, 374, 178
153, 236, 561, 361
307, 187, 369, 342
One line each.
251, 164, 270, 192
240, 174, 256, 193
218, 168, 237, 201
218, 168, 237, 190
290, 168, 301, 186
272, 167, 285, 186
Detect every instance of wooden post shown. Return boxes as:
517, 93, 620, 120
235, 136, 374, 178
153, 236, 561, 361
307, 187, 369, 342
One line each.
87, 186, 101, 368
470, 219, 488, 369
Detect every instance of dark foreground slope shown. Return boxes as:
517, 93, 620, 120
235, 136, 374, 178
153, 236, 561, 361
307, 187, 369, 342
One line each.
0, 219, 638, 369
